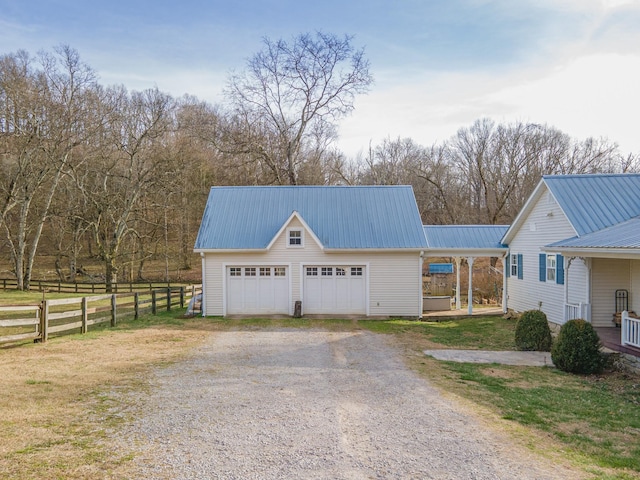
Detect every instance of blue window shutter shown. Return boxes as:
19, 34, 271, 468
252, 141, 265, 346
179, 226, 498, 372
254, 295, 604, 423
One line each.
539, 254, 546, 282
517, 254, 523, 280
556, 254, 564, 285
505, 255, 510, 278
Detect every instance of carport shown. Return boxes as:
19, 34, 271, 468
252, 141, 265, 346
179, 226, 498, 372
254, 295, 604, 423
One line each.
423, 225, 509, 314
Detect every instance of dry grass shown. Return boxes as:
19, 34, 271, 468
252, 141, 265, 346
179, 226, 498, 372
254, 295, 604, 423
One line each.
0, 316, 214, 479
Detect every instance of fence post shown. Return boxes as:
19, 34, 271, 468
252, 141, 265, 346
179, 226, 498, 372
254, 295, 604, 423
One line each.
40, 299, 49, 343
167, 287, 171, 311
111, 294, 117, 327
152, 290, 157, 315
134, 292, 139, 320
180, 287, 185, 308
82, 297, 88, 334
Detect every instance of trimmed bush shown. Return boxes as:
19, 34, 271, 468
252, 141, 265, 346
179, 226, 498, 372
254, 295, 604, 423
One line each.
514, 310, 552, 351
551, 319, 605, 374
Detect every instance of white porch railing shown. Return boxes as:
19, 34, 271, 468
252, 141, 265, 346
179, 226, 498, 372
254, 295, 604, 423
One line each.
565, 302, 591, 322
622, 311, 640, 349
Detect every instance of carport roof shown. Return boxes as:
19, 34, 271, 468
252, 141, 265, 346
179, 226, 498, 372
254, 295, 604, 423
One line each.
194, 185, 428, 250
423, 225, 509, 256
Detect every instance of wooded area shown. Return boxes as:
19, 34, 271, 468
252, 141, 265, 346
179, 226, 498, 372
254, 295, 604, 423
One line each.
1, 36, 638, 290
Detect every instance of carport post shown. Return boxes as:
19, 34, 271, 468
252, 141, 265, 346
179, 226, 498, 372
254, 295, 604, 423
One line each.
455, 257, 462, 310
467, 257, 474, 315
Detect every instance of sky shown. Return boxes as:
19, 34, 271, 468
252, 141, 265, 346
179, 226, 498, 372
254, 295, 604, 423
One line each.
1, 0, 639, 158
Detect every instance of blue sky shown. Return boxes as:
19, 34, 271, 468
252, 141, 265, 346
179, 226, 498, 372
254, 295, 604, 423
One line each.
2, 0, 639, 157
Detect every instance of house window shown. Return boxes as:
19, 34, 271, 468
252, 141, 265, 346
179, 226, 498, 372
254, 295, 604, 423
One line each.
546, 255, 556, 282
321, 267, 333, 276
230, 267, 242, 277
510, 254, 518, 277
336, 267, 346, 276
260, 267, 271, 276
274, 267, 286, 277
539, 253, 563, 284
288, 229, 303, 247
351, 267, 363, 276
306, 267, 318, 276
245, 267, 256, 277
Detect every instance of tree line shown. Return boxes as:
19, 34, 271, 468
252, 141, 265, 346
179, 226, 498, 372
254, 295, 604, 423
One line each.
1, 35, 637, 290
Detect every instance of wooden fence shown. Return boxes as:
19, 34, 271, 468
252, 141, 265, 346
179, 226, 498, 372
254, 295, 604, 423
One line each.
0, 284, 202, 345
0, 278, 198, 294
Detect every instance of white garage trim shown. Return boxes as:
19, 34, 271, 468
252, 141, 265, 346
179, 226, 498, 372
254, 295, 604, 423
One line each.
222, 262, 292, 316
300, 262, 370, 316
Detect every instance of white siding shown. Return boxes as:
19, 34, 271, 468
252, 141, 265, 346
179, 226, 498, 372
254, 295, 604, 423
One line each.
631, 260, 640, 314
567, 257, 589, 306
506, 189, 582, 324
592, 258, 630, 327
202, 217, 421, 317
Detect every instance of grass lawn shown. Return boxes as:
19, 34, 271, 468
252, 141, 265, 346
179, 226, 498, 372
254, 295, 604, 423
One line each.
1, 310, 639, 479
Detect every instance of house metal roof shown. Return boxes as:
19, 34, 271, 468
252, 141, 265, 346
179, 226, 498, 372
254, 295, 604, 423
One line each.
423, 225, 509, 251
547, 216, 640, 250
545, 173, 640, 236
194, 185, 428, 250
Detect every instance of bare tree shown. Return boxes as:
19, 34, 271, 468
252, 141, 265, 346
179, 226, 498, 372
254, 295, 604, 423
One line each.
223, 32, 373, 185
0, 46, 101, 289
75, 87, 176, 290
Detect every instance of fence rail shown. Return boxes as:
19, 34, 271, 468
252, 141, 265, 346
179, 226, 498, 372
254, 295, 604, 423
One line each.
0, 278, 198, 294
0, 284, 202, 345
622, 310, 640, 349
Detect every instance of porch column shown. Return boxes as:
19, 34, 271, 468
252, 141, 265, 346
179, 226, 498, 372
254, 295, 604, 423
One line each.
455, 257, 462, 310
584, 258, 592, 322
502, 253, 508, 313
563, 257, 571, 323
467, 257, 474, 315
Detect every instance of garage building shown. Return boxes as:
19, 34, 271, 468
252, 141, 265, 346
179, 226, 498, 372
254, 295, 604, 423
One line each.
194, 185, 427, 317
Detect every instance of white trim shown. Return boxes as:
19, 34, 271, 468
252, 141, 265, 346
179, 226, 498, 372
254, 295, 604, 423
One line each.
201, 253, 206, 316
544, 246, 640, 259
265, 211, 324, 251
195, 248, 266, 254
426, 248, 508, 257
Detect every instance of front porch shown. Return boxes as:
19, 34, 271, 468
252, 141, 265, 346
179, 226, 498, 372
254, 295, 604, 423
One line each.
595, 327, 640, 358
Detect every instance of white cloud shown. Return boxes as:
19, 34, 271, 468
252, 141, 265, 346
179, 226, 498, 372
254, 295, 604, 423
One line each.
337, 52, 640, 158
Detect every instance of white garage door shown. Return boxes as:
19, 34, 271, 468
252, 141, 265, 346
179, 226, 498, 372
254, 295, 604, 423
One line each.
227, 266, 289, 315
303, 266, 366, 315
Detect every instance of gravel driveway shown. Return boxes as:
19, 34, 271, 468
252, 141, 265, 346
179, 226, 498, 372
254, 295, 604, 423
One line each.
116, 328, 582, 479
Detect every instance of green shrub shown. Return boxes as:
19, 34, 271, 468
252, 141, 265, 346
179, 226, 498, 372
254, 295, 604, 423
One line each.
514, 310, 552, 351
551, 319, 605, 374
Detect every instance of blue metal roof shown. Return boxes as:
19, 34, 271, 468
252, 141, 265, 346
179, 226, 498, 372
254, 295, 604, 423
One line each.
423, 225, 509, 250
544, 174, 640, 236
194, 185, 428, 250
547, 216, 640, 250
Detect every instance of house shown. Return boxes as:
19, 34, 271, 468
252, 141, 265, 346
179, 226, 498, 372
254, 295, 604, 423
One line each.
194, 185, 427, 317
501, 174, 640, 349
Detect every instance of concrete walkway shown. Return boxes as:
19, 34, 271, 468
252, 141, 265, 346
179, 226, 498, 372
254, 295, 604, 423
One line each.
424, 349, 554, 367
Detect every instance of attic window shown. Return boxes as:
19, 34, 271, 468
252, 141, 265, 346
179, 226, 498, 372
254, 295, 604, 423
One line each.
287, 228, 303, 247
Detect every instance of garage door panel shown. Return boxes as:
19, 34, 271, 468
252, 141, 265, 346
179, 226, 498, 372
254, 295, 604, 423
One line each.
227, 266, 289, 315
304, 265, 366, 315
